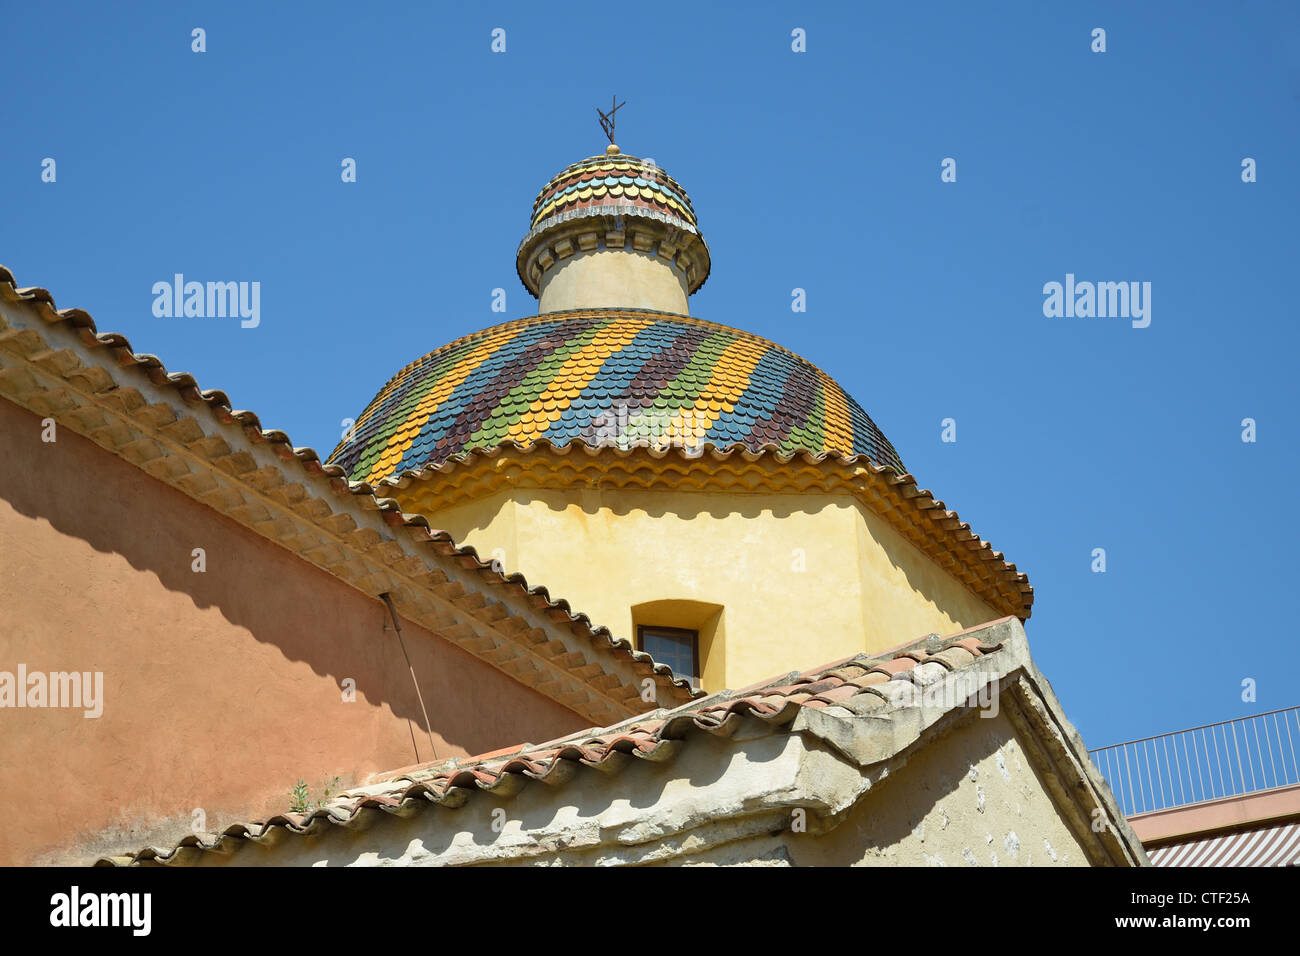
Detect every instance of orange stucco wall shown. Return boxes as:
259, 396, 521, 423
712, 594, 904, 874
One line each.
0, 398, 587, 864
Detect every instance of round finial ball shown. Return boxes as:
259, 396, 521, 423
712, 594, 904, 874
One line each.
605, 144, 620, 155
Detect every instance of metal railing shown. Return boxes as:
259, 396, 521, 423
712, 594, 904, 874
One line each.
1088, 706, 1300, 817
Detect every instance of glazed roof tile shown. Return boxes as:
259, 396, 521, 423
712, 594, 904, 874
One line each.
515, 151, 712, 296
527, 153, 699, 235
327, 310, 906, 484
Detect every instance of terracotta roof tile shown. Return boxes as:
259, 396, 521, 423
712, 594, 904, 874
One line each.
867, 658, 917, 677
904, 661, 950, 686
846, 671, 893, 689
925, 646, 978, 671
99, 620, 1014, 865
823, 663, 870, 681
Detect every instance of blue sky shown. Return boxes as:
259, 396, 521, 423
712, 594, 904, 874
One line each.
3, 1, 1297, 751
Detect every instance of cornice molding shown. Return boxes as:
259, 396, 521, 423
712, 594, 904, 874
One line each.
516, 214, 711, 299
0, 268, 700, 727
380, 441, 1035, 621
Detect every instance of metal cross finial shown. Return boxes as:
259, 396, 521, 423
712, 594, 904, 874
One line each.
597, 95, 626, 145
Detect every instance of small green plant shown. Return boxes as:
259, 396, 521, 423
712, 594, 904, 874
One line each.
289, 779, 311, 813
289, 776, 343, 813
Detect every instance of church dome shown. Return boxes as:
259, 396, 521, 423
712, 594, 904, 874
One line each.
329, 310, 905, 485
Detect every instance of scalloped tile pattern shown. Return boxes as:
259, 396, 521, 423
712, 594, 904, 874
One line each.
328, 310, 906, 484
529, 153, 698, 233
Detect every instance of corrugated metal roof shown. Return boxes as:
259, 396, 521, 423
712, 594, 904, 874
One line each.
1147, 821, 1300, 866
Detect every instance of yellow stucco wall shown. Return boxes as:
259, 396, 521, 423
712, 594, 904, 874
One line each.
429, 488, 519, 571
851, 500, 1003, 654
420, 484, 1001, 691
538, 249, 689, 315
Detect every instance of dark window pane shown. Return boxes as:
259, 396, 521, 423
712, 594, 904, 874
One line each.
640, 627, 697, 677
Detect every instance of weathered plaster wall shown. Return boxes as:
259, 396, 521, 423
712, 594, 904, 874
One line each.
0, 398, 587, 865
791, 711, 1091, 866
426, 485, 1000, 691
538, 248, 690, 314
193, 724, 808, 867
182, 710, 1098, 867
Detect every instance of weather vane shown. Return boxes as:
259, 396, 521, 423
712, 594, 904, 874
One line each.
597, 95, 626, 146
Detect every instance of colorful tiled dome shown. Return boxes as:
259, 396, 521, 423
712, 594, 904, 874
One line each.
528, 152, 699, 234
328, 310, 905, 485
516, 151, 710, 298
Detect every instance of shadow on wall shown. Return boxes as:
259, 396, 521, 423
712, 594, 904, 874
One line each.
520, 484, 827, 522
0, 398, 585, 763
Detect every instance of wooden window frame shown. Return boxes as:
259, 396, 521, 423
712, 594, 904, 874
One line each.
636, 624, 700, 679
